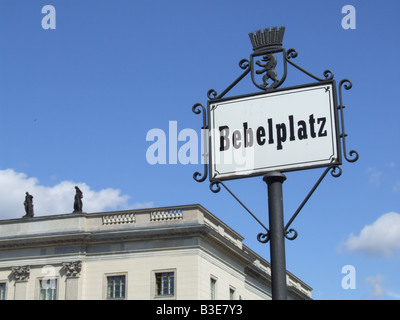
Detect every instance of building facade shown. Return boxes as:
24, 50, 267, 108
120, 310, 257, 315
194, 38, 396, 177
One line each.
0, 204, 311, 300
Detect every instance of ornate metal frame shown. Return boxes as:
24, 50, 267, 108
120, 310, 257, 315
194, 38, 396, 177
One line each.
192, 27, 358, 244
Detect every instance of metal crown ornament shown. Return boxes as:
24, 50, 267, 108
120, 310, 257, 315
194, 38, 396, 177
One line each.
248, 26, 285, 53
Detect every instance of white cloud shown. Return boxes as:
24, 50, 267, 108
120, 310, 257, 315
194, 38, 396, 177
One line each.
364, 274, 385, 298
393, 180, 400, 193
364, 274, 400, 299
387, 290, 400, 299
340, 212, 400, 256
366, 167, 383, 186
0, 169, 153, 219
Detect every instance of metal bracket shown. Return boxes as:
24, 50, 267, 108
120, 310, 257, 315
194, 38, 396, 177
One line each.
210, 179, 270, 237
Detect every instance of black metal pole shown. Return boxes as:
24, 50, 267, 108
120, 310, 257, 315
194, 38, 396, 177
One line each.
263, 171, 287, 300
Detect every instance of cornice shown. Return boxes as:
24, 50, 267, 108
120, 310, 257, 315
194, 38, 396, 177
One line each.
0, 225, 209, 251
0, 232, 92, 250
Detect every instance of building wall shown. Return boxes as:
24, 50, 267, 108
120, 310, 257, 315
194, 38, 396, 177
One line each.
82, 249, 200, 300
0, 249, 269, 300
0, 204, 312, 300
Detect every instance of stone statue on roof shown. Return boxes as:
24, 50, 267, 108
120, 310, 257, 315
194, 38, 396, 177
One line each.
23, 192, 34, 218
73, 186, 83, 213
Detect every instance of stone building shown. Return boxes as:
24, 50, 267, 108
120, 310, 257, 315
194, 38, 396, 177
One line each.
0, 204, 311, 300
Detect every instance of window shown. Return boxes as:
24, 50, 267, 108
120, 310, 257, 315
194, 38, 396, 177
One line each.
155, 272, 175, 297
0, 283, 6, 300
106, 275, 126, 300
210, 277, 217, 300
229, 287, 236, 300
39, 279, 57, 300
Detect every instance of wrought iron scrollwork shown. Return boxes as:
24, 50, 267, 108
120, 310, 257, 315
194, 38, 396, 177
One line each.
282, 165, 342, 240
330, 165, 342, 178
286, 48, 297, 59
207, 59, 251, 101
192, 103, 208, 183
192, 103, 207, 130
209, 180, 221, 193
284, 229, 298, 241
209, 179, 270, 242
207, 89, 218, 100
257, 231, 270, 243
323, 70, 334, 81
208, 59, 251, 101
194, 57, 252, 182
338, 79, 359, 163
286, 48, 334, 82
239, 58, 250, 70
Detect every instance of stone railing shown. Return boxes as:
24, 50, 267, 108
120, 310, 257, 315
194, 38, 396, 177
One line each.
102, 212, 136, 225
150, 209, 183, 222
101, 208, 185, 225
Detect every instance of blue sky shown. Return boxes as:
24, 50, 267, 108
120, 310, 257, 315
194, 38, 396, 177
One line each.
1, 0, 400, 300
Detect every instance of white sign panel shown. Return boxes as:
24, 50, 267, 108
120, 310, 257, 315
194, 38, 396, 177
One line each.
209, 82, 341, 181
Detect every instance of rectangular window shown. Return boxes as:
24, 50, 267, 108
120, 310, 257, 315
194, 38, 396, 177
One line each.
155, 272, 174, 297
229, 287, 235, 300
210, 277, 217, 300
39, 279, 57, 300
106, 275, 126, 299
0, 283, 6, 300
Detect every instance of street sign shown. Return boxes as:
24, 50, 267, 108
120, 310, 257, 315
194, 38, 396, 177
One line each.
208, 81, 341, 181
193, 26, 358, 300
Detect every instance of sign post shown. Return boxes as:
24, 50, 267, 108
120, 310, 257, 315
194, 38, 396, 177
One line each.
192, 26, 358, 300
264, 171, 287, 300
